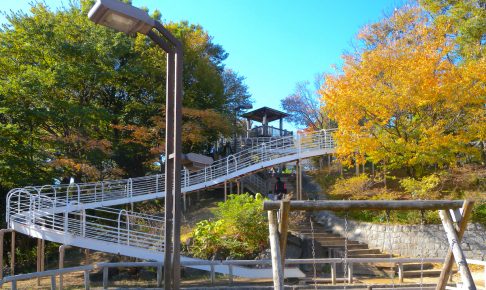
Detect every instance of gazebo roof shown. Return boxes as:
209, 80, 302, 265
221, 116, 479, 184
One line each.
241, 106, 288, 123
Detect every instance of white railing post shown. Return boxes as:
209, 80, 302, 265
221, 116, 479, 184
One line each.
64, 208, 69, 236
117, 210, 123, 245
126, 211, 130, 246
28, 197, 34, 226
101, 181, 105, 202
324, 130, 328, 148
82, 210, 86, 238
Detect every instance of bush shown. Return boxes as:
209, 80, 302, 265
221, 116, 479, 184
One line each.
189, 193, 268, 259
400, 174, 440, 199
329, 174, 373, 199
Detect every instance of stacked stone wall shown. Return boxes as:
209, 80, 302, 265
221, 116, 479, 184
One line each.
315, 211, 486, 260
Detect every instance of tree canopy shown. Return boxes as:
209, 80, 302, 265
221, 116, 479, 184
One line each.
281, 74, 334, 131
0, 0, 251, 191
320, 3, 485, 176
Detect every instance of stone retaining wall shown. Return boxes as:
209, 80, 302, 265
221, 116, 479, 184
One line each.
315, 211, 486, 260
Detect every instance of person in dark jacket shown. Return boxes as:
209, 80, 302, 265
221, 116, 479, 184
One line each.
274, 177, 286, 200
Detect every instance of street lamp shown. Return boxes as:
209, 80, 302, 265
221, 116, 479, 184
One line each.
233, 104, 253, 153
88, 0, 183, 288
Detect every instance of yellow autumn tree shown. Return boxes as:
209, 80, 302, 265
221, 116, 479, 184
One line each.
320, 6, 486, 176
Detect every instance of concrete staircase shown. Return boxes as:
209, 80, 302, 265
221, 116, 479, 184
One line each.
289, 219, 444, 282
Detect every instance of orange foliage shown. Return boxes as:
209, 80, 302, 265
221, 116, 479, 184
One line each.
320, 6, 486, 171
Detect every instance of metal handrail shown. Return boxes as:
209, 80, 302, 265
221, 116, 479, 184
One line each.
5, 130, 336, 256
2, 258, 485, 289
6, 129, 336, 221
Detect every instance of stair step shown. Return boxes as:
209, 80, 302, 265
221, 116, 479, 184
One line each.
294, 232, 340, 237
346, 248, 382, 255
289, 228, 338, 235
402, 263, 434, 271
325, 244, 369, 250
318, 241, 362, 246
347, 253, 392, 258
314, 237, 352, 242
402, 269, 444, 277
378, 288, 436, 290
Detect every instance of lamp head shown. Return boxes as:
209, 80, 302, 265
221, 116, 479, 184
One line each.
88, 0, 155, 35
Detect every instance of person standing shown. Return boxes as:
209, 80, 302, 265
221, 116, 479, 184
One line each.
274, 177, 286, 200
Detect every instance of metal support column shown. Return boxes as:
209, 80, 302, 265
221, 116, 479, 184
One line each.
10, 231, 15, 276
296, 159, 302, 200
224, 181, 227, 201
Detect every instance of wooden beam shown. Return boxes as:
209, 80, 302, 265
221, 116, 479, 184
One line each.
278, 200, 290, 268
268, 210, 284, 290
439, 210, 476, 290
436, 200, 474, 290
263, 200, 464, 211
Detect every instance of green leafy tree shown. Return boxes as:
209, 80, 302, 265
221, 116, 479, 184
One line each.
0, 0, 250, 195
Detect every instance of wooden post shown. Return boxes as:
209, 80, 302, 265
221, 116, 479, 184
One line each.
237, 179, 240, 194
84, 248, 90, 265
224, 180, 227, 201
41, 239, 45, 272
278, 200, 290, 269
268, 210, 284, 290
59, 244, 71, 290
59, 245, 65, 290
347, 262, 354, 283
436, 200, 474, 290
398, 263, 404, 283
439, 210, 476, 290
331, 262, 336, 285
10, 231, 15, 276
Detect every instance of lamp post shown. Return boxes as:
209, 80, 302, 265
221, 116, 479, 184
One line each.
233, 104, 253, 153
88, 0, 183, 288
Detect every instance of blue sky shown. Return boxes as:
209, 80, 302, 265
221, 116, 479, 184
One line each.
0, 0, 398, 131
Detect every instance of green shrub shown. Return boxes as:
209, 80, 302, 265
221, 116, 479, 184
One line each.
189, 193, 268, 259
472, 201, 486, 225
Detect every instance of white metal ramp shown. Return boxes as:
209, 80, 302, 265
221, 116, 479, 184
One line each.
5, 129, 336, 278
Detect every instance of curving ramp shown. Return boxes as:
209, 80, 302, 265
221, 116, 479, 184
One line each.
5, 129, 336, 278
